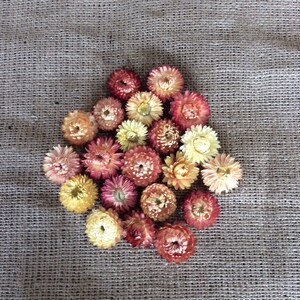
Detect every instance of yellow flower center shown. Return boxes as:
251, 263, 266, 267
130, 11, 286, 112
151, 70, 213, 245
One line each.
192, 204, 210, 219
174, 163, 188, 177
217, 167, 231, 177
193, 137, 211, 153
137, 102, 151, 116
127, 131, 139, 142
71, 186, 84, 199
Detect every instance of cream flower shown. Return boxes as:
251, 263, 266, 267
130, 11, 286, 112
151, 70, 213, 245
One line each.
201, 153, 242, 194
126, 92, 163, 126
162, 152, 199, 190
86, 207, 123, 249
116, 119, 148, 151
180, 125, 220, 164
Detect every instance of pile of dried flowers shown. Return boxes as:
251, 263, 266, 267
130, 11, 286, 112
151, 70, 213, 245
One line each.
43, 65, 242, 263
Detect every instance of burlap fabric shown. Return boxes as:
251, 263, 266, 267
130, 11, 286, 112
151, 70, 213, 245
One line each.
1, 1, 299, 299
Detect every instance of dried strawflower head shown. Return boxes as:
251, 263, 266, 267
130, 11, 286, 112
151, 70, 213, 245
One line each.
82, 137, 123, 180
43, 145, 81, 185
170, 90, 210, 130
140, 183, 176, 222
123, 211, 156, 248
107, 68, 141, 101
154, 222, 196, 263
122, 146, 162, 187
59, 174, 98, 213
62, 110, 98, 145
183, 190, 220, 229
201, 153, 242, 194
149, 119, 180, 155
93, 97, 125, 131
147, 65, 184, 101
162, 151, 199, 190
101, 175, 138, 214
86, 207, 123, 249
126, 91, 163, 126
180, 125, 220, 164
116, 120, 148, 151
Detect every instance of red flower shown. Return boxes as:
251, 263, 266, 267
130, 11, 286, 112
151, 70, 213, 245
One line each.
155, 223, 196, 263
149, 119, 180, 155
170, 90, 210, 130
122, 146, 162, 187
107, 68, 141, 101
82, 137, 123, 180
183, 190, 220, 229
123, 211, 156, 248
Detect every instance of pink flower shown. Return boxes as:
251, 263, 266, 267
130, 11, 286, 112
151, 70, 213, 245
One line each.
147, 65, 184, 101
82, 137, 123, 180
170, 90, 210, 130
101, 175, 138, 214
43, 145, 81, 185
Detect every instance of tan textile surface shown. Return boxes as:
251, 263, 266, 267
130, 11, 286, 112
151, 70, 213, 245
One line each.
1, 1, 299, 299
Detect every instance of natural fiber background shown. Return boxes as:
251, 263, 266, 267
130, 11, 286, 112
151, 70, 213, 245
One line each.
1, 1, 299, 299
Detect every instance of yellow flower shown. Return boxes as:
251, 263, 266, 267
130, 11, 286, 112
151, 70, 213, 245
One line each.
162, 152, 199, 190
116, 119, 148, 151
180, 125, 220, 164
59, 174, 98, 213
126, 92, 163, 126
201, 153, 243, 194
86, 207, 123, 249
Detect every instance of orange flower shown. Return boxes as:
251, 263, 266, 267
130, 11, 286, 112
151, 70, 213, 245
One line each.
62, 110, 98, 145
162, 152, 199, 190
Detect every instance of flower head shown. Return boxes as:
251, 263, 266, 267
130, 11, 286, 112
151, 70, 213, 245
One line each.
201, 153, 242, 194
43, 145, 81, 184
180, 125, 220, 164
59, 174, 98, 213
126, 92, 163, 126
147, 65, 184, 101
149, 119, 180, 155
183, 190, 220, 229
93, 97, 125, 131
123, 211, 156, 248
162, 152, 199, 190
116, 120, 148, 151
82, 137, 123, 180
86, 207, 123, 249
122, 146, 162, 187
107, 68, 141, 101
140, 183, 176, 221
62, 110, 98, 145
170, 90, 210, 130
101, 175, 138, 214
155, 223, 196, 263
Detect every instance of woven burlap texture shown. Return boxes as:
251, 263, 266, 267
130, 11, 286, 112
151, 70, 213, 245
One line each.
1, 1, 299, 299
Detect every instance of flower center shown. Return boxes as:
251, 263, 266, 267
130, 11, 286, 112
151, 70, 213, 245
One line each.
217, 167, 231, 177
193, 137, 211, 153
137, 102, 151, 116
182, 103, 198, 120
174, 163, 188, 177
114, 188, 125, 202
71, 186, 83, 198
127, 131, 139, 142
